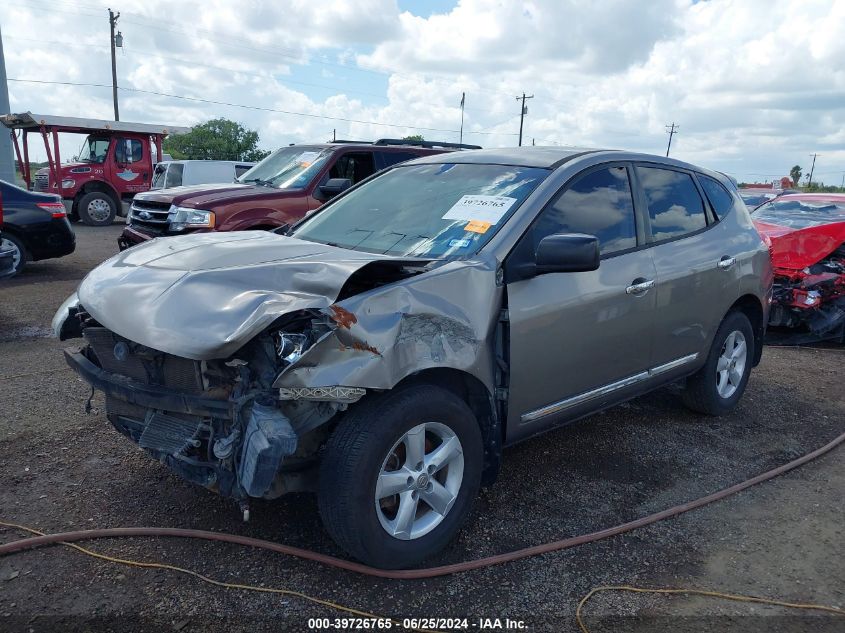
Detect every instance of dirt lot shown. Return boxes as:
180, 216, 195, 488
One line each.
0, 224, 843, 632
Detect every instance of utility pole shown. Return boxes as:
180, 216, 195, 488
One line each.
0, 24, 15, 184
516, 93, 533, 147
459, 92, 465, 145
807, 153, 818, 186
109, 8, 121, 121
665, 122, 678, 157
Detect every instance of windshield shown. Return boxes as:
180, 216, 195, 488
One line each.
237, 146, 330, 188
290, 163, 549, 258
76, 135, 110, 164
753, 198, 845, 228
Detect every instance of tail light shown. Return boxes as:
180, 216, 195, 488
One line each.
37, 202, 67, 218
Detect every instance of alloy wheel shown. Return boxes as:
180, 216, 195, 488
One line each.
375, 422, 464, 540
716, 330, 747, 399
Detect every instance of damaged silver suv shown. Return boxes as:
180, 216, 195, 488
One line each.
54, 148, 772, 568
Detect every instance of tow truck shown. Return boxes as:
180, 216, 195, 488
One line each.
1, 113, 188, 226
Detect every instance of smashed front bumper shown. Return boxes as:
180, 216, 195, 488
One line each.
767, 249, 845, 344
64, 335, 300, 501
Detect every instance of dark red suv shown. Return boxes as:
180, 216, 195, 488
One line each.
119, 139, 479, 249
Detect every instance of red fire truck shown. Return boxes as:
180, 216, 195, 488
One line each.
1, 113, 188, 226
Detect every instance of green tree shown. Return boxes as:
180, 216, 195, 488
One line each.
164, 118, 271, 162
789, 165, 802, 187
403, 134, 424, 141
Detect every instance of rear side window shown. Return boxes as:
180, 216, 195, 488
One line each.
638, 166, 707, 241
699, 175, 734, 218
380, 152, 421, 167
533, 165, 637, 255
165, 163, 184, 188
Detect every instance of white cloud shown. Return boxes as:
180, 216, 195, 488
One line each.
3, 0, 844, 183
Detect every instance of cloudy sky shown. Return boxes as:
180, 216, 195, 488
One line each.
3, 0, 844, 185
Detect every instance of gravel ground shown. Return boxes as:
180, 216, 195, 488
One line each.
0, 223, 843, 633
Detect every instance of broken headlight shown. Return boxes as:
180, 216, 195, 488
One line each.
274, 332, 310, 365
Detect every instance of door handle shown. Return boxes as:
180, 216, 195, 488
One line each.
626, 278, 655, 295
717, 256, 736, 270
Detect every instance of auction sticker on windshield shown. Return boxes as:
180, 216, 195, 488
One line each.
442, 195, 517, 225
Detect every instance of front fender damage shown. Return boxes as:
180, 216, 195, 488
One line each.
273, 258, 501, 395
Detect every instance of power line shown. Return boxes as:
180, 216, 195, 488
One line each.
7, 77, 512, 137
6, 0, 522, 103
3, 35, 505, 117
4, 0, 640, 117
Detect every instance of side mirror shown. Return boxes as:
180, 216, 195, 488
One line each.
318, 178, 351, 199
534, 233, 600, 275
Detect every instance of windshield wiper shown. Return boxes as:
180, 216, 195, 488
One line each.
241, 177, 276, 188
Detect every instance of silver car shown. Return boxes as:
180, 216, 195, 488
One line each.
54, 148, 772, 568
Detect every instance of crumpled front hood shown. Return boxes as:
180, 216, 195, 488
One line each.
754, 219, 845, 270
77, 231, 408, 359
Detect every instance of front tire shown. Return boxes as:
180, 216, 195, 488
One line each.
318, 384, 483, 568
78, 192, 116, 226
682, 311, 755, 416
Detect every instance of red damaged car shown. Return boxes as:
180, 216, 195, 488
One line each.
752, 193, 845, 343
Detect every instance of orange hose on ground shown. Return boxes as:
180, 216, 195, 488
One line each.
1, 430, 842, 579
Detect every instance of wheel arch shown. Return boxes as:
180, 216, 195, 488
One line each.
394, 367, 502, 486
726, 294, 765, 366
220, 209, 288, 232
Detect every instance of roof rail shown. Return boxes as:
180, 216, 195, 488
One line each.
328, 139, 372, 144
373, 138, 482, 150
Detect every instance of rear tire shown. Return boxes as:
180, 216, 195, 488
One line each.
1, 234, 27, 276
682, 311, 754, 416
318, 384, 483, 569
78, 192, 117, 226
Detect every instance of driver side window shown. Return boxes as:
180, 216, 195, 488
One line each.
533, 165, 637, 256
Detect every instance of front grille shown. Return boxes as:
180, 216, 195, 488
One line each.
129, 199, 172, 233
83, 327, 203, 392
33, 174, 50, 192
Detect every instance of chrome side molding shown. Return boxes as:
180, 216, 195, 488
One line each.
521, 352, 699, 424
